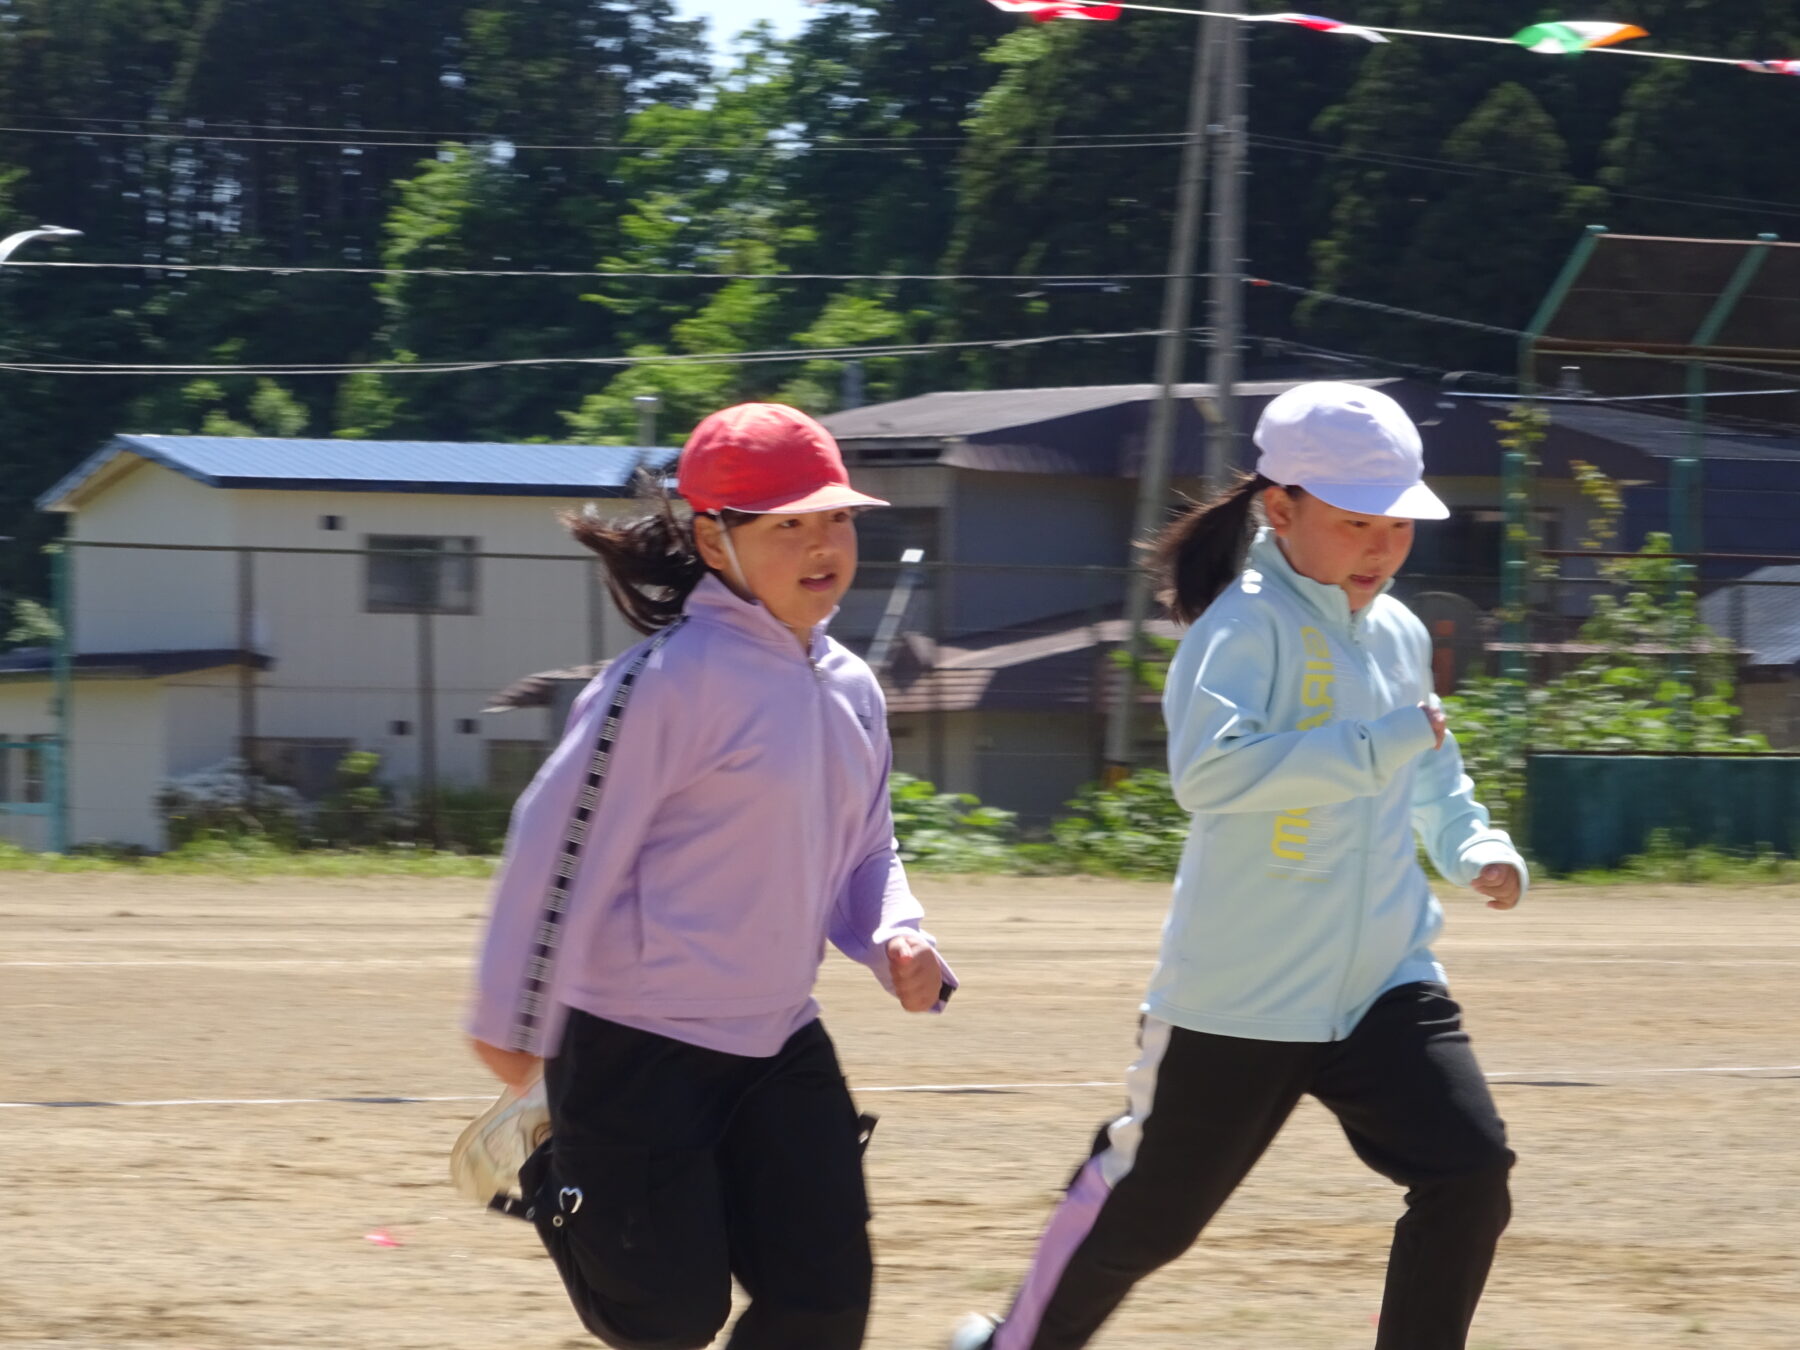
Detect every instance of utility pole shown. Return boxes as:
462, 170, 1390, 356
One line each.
633, 394, 661, 446
1204, 8, 1248, 485
1102, 16, 1221, 781
1, 225, 82, 853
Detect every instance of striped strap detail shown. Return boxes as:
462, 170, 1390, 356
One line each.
507, 620, 685, 1052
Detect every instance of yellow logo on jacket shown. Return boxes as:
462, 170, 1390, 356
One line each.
1272, 627, 1334, 866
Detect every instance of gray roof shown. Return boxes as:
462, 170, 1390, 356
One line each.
39, 435, 679, 511
0, 647, 272, 681
820, 381, 1366, 442
1542, 404, 1800, 463
1700, 566, 1800, 666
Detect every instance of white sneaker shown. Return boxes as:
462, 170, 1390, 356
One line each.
948, 1313, 1000, 1350
448, 1074, 551, 1205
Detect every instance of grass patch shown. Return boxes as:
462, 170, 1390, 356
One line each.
0, 837, 496, 878
1560, 830, 1800, 887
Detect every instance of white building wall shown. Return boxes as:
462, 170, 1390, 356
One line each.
41, 467, 648, 842
162, 672, 243, 776
67, 464, 237, 653
0, 681, 56, 851
0, 679, 168, 850
223, 489, 621, 794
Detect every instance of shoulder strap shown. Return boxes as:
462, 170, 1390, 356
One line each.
508, 619, 687, 1052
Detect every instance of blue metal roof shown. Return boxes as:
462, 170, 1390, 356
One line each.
38, 435, 679, 510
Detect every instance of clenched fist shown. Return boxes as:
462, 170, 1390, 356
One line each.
1471, 862, 1522, 911
886, 932, 947, 1012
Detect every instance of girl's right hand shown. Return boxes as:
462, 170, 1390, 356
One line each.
1420, 702, 1447, 750
471, 1036, 542, 1091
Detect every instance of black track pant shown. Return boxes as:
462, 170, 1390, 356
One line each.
994, 982, 1515, 1350
521, 1011, 873, 1350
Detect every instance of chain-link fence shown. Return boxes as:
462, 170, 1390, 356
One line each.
17, 530, 1796, 858
2, 541, 1167, 850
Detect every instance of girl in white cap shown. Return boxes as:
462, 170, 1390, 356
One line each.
953, 382, 1525, 1350
453, 402, 955, 1350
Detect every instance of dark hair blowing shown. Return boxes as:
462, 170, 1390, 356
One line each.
564, 473, 750, 635
1153, 473, 1301, 624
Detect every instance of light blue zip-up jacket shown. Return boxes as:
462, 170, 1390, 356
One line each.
1144, 529, 1526, 1043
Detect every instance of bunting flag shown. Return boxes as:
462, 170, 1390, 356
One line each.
1511, 21, 1649, 54
974, 0, 1788, 81
985, 0, 1121, 20
1247, 13, 1388, 44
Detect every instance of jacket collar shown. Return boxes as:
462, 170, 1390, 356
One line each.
1246, 528, 1389, 632
683, 574, 832, 661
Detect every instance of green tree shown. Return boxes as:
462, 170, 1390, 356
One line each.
1396, 83, 1605, 368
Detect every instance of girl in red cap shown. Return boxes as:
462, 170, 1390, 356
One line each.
454, 402, 956, 1349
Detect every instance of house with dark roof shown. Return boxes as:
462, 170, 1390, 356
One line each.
815, 379, 1800, 817
0, 435, 674, 850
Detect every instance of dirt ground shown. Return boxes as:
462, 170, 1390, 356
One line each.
2, 874, 1797, 1349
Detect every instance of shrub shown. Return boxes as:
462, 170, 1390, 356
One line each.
1050, 770, 1190, 878
155, 758, 305, 848
311, 751, 398, 847
888, 772, 1020, 873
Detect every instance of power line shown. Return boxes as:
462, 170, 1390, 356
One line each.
0, 326, 1168, 377
1248, 278, 1528, 339
4, 110, 1197, 146
1, 260, 1203, 282
0, 121, 1192, 154
1247, 134, 1800, 221
9, 111, 1799, 221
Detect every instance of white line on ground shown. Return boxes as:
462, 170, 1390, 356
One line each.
1, 957, 462, 968
1, 1066, 1794, 1110
12, 954, 1800, 970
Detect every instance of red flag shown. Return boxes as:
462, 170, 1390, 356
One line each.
987, 0, 1123, 21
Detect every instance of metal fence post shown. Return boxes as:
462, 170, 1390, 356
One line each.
417, 608, 440, 847
49, 542, 72, 853
929, 561, 947, 790
236, 547, 258, 808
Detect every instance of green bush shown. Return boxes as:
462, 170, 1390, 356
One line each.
1049, 770, 1190, 878
417, 784, 517, 855
311, 751, 398, 847
888, 772, 1021, 873
155, 758, 305, 848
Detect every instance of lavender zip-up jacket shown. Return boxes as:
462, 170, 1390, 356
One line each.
468, 575, 952, 1060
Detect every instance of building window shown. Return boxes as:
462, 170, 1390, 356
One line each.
1410, 509, 1503, 579
246, 737, 353, 800
854, 508, 939, 588
364, 535, 479, 615
20, 735, 49, 805
486, 740, 546, 799
1410, 509, 1561, 581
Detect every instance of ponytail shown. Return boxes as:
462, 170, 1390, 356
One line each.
563, 474, 749, 635
1153, 473, 1286, 624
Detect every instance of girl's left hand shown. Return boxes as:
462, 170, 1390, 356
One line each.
886, 932, 946, 1012
1471, 863, 1522, 911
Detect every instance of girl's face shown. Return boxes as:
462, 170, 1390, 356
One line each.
1263, 487, 1414, 613
695, 508, 860, 646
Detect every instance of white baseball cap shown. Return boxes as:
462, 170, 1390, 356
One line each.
1252, 382, 1448, 520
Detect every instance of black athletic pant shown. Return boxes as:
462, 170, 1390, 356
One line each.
998, 982, 1514, 1350
521, 1011, 873, 1350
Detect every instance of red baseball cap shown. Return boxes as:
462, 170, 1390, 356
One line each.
678, 403, 889, 515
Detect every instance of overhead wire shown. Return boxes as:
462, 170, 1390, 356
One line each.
0, 326, 1169, 377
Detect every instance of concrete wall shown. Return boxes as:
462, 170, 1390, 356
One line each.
889, 707, 1131, 825
945, 471, 1134, 637
0, 678, 168, 850
60, 472, 634, 809
0, 680, 55, 851
69, 464, 236, 652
